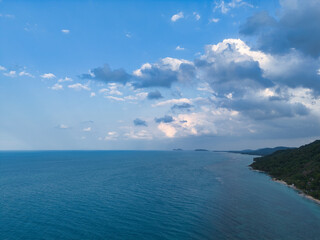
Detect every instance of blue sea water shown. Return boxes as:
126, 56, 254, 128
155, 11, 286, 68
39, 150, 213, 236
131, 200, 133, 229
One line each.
1, 151, 320, 240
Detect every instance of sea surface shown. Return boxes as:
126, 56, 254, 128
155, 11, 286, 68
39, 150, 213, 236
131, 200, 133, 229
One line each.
1, 151, 320, 240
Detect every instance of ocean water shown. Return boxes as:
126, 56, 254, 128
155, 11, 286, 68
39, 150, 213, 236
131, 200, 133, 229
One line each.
1, 151, 320, 240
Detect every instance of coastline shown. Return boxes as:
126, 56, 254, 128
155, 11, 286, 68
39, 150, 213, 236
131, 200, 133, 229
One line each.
250, 167, 320, 205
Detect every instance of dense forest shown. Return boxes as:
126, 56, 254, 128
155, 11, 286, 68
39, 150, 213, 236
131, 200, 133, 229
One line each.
250, 140, 320, 200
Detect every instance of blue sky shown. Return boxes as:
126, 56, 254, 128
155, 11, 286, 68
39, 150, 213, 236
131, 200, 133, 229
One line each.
1, 0, 320, 150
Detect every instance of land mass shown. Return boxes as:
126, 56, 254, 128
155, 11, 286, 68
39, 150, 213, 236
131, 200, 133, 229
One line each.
215, 146, 294, 156
250, 140, 320, 201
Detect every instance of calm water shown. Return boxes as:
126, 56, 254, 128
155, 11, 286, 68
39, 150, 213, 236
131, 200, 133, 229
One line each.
1, 151, 320, 240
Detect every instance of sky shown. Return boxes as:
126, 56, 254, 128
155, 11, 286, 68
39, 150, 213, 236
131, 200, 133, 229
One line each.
1, 0, 320, 150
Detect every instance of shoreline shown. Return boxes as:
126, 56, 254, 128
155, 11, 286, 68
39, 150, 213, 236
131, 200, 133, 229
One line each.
250, 167, 320, 205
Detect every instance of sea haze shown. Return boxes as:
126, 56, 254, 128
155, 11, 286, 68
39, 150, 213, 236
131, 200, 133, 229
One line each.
1, 151, 320, 240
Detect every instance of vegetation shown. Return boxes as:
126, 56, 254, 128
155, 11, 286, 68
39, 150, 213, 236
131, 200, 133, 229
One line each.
215, 147, 293, 156
250, 140, 320, 200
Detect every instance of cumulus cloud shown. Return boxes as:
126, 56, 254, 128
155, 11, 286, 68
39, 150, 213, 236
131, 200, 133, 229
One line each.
171, 103, 193, 111
61, 29, 70, 34
3, 70, 16, 77
51, 83, 63, 90
56, 124, 69, 129
58, 77, 72, 82
132, 58, 195, 88
176, 46, 185, 51
240, 0, 320, 58
83, 127, 91, 132
209, 18, 220, 23
171, 12, 184, 22
133, 118, 148, 127
80, 64, 130, 84
147, 90, 163, 100
155, 115, 174, 123
41, 73, 56, 79
68, 83, 90, 91
19, 71, 34, 77
0, 65, 6, 71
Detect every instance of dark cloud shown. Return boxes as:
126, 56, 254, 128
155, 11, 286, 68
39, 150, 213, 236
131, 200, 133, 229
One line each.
240, 0, 320, 57
154, 115, 174, 123
132, 62, 195, 89
133, 118, 148, 127
80, 64, 130, 84
239, 11, 276, 35
222, 98, 309, 121
147, 90, 163, 100
171, 103, 193, 111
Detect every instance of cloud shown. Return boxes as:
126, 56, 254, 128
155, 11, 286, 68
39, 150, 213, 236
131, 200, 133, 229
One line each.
153, 98, 192, 107
80, 64, 130, 84
158, 122, 177, 138
3, 70, 16, 77
240, 0, 320, 58
147, 90, 163, 100
133, 118, 148, 127
104, 96, 124, 101
155, 115, 174, 123
58, 77, 72, 82
0, 65, 6, 71
209, 18, 220, 23
41, 73, 56, 79
171, 11, 184, 22
51, 83, 63, 90
61, 29, 70, 34
90, 92, 96, 97
176, 46, 185, 51
105, 131, 119, 140
0, 13, 15, 18
56, 124, 69, 129
83, 127, 91, 132
171, 103, 193, 111
19, 71, 34, 77
193, 12, 201, 21
132, 58, 195, 88
214, 0, 253, 14
68, 83, 90, 91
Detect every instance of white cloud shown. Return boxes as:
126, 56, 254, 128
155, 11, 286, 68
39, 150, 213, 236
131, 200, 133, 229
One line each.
153, 98, 192, 107
61, 29, 70, 34
214, 0, 253, 14
105, 131, 119, 140
83, 127, 91, 132
90, 92, 96, 97
68, 83, 90, 91
0, 13, 15, 18
209, 18, 220, 23
41, 73, 56, 79
175, 46, 185, 51
51, 83, 63, 90
125, 32, 132, 38
158, 122, 177, 138
104, 96, 124, 101
193, 12, 201, 21
58, 77, 72, 82
19, 71, 34, 77
0, 65, 6, 71
57, 124, 69, 129
124, 130, 152, 140
171, 11, 184, 22
3, 70, 16, 77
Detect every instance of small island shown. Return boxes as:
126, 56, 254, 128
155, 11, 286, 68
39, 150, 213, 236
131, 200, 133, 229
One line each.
250, 140, 320, 201
195, 149, 209, 151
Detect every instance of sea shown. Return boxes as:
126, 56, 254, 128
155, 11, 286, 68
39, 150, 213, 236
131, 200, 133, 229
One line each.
1, 151, 320, 240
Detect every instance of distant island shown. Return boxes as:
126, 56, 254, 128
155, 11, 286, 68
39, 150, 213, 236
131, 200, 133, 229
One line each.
173, 148, 183, 151
195, 149, 209, 151
215, 146, 294, 156
250, 140, 320, 201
